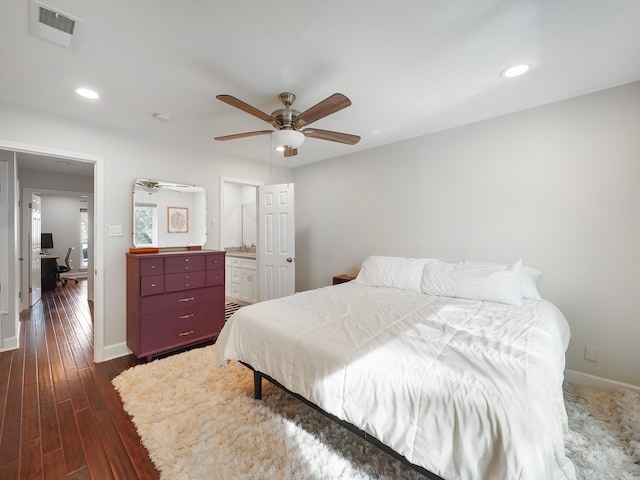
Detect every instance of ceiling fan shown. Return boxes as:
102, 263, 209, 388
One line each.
214, 92, 361, 157
134, 180, 195, 193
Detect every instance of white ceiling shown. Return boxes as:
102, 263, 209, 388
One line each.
2, 0, 640, 171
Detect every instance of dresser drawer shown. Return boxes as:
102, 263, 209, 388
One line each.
139, 305, 216, 353
165, 271, 206, 292
206, 253, 225, 270
140, 275, 164, 296
140, 257, 164, 276
165, 254, 206, 274
127, 250, 226, 360
206, 269, 224, 286
140, 287, 212, 315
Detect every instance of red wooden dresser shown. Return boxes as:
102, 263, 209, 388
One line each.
126, 250, 225, 360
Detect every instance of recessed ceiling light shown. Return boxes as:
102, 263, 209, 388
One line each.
76, 88, 99, 99
500, 64, 530, 78
153, 112, 173, 122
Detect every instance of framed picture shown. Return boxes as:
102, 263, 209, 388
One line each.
167, 206, 188, 233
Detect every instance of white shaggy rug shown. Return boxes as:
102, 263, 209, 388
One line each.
563, 383, 640, 479
112, 345, 640, 479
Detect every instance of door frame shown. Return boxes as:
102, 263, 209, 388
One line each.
29, 192, 42, 306
21, 187, 93, 310
219, 176, 262, 302
0, 139, 105, 362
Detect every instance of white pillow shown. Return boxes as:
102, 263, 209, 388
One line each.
463, 260, 542, 300
520, 265, 542, 300
354, 256, 437, 292
421, 259, 524, 306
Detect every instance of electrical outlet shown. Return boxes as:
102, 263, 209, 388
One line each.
585, 345, 599, 362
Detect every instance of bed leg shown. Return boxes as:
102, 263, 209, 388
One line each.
253, 371, 262, 400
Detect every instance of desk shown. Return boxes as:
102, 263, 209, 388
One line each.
41, 255, 59, 291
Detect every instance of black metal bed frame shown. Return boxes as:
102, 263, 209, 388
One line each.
241, 362, 444, 480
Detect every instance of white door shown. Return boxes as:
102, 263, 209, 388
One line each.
258, 183, 295, 301
30, 193, 42, 306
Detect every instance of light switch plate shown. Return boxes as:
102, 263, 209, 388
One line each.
109, 224, 123, 237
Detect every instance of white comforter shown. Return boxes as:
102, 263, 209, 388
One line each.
216, 283, 576, 480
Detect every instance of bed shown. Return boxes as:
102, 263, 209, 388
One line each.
215, 256, 577, 480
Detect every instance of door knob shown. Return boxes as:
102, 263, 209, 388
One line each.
286, 257, 293, 263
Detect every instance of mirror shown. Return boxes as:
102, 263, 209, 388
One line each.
242, 202, 256, 247
133, 179, 207, 248
222, 181, 257, 250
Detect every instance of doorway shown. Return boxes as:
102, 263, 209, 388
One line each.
0, 139, 105, 362
220, 177, 261, 304
22, 189, 93, 307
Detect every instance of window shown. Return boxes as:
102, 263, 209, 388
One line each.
134, 203, 158, 246
80, 208, 89, 268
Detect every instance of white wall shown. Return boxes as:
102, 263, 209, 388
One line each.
293, 81, 640, 387
0, 100, 288, 358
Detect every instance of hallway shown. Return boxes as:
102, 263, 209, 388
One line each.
0, 281, 159, 479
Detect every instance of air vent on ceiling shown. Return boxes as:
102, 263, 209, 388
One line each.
29, 0, 84, 49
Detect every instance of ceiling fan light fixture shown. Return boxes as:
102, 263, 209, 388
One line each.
272, 129, 305, 151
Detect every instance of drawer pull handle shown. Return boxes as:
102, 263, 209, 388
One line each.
178, 330, 194, 337
151, 284, 157, 287
179, 313, 194, 320
184, 266, 190, 270
184, 283, 190, 287
179, 297, 195, 303
150, 265, 156, 269
184, 258, 190, 262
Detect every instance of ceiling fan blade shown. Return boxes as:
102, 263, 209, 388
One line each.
284, 147, 298, 157
216, 95, 273, 124
214, 130, 273, 141
302, 128, 361, 145
294, 93, 351, 128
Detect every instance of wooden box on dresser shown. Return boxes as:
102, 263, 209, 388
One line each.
126, 250, 225, 360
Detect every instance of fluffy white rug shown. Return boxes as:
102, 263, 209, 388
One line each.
112, 345, 640, 479
563, 383, 640, 479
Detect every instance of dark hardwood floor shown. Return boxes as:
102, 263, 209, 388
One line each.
0, 280, 160, 479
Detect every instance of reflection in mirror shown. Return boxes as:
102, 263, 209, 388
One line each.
222, 182, 257, 251
133, 179, 207, 248
242, 202, 256, 247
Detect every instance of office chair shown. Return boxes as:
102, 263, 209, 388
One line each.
57, 247, 73, 286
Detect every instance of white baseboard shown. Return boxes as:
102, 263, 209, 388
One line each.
0, 314, 19, 351
0, 335, 18, 351
101, 342, 132, 362
565, 369, 640, 393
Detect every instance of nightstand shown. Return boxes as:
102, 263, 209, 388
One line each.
332, 274, 356, 285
